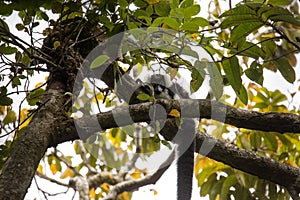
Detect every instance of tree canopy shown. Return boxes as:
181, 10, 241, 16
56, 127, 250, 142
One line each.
0, 0, 300, 199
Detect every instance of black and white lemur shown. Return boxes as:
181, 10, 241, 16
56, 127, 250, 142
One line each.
138, 74, 196, 200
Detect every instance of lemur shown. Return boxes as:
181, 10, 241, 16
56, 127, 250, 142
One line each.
138, 74, 196, 200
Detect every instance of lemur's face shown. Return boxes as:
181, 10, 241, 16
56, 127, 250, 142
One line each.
153, 83, 175, 100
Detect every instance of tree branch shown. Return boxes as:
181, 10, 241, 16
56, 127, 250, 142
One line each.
52, 99, 300, 196
195, 132, 300, 196
103, 150, 175, 200
73, 99, 300, 138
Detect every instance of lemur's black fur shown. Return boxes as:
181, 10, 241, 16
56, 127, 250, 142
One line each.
139, 74, 195, 200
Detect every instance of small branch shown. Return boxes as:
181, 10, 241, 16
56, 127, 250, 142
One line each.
87, 172, 123, 188
103, 149, 175, 200
76, 140, 97, 174
36, 171, 69, 187
218, 36, 282, 63
52, 150, 80, 176
267, 22, 300, 51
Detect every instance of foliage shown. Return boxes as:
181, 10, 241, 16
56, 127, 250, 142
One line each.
0, 0, 300, 199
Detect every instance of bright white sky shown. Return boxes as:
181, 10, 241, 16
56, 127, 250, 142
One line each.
2, 1, 300, 200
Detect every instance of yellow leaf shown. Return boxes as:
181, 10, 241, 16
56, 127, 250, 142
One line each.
35, 82, 44, 88
119, 192, 131, 200
50, 163, 57, 175
284, 160, 298, 168
153, 189, 158, 195
37, 165, 43, 174
168, 109, 180, 117
147, 0, 160, 5
19, 108, 28, 122
73, 142, 77, 150
101, 183, 110, 192
92, 93, 104, 103
0, 106, 5, 115
60, 168, 73, 179
19, 108, 31, 130
191, 33, 198, 41
130, 171, 141, 179
170, 68, 178, 80
89, 188, 96, 199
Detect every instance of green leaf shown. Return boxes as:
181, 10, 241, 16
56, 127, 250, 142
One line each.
220, 4, 260, 28
154, 1, 170, 17
146, 5, 153, 15
238, 134, 251, 150
118, 0, 128, 9
210, 180, 224, 199
181, 22, 199, 32
3, 110, 16, 125
0, 45, 17, 55
245, 61, 263, 85
161, 140, 172, 149
21, 54, 31, 67
237, 41, 265, 59
127, 22, 138, 29
262, 132, 278, 151
220, 175, 237, 200
134, 10, 150, 18
199, 173, 217, 196
53, 41, 60, 49
51, 1, 62, 13
151, 17, 166, 27
0, 96, 13, 106
261, 6, 300, 26
273, 58, 295, 83
222, 56, 242, 92
270, 90, 287, 104
253, 102, 268, 109
137, 93, 151, 101
220, 4, 257, 18
170, 8, 184, 19
163, 17, 180, 29
268, 0, 291, 5
180, 46, 199, 59
261, 39, 277, 58
184, 5, 200, 18
277, 134, 292, 148
221, 15, 261, 29
12, 77, 21, 88
236, 85, 248, 105
190, 17, 209, 27
40, 11, 49, 21
190, 61, 205, 93
133, 0, 148, 7
179, 0, 194, 8
0, 3, 13, 15
230, 22, 263, 43
207, 63, 223, 99
250, 132, 262, 149
27, 88, 45, 106
90, 55, 110, 69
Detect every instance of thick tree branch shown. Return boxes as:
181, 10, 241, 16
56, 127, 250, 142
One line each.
73, 99, 300, 138
195, 132, 300, 197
